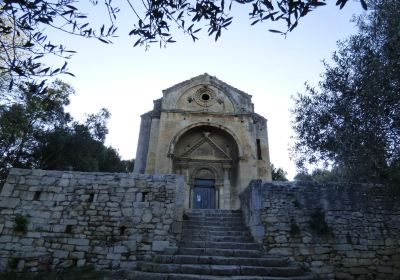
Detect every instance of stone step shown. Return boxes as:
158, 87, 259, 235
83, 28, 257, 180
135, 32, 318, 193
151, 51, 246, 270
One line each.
184, 216, 243, 221
138, 263, 305, 277
131, 271, 316, 280
131, 209, 312, 280
152, 255, 288, 267
185, 209, 242, 215
182, 229, 251, 236
178, 247, 263, 258
183, 225, 248, 231
183, 215, 244, 221
184, 212, 243, 218
183, 220, 245, 227
179, 241, 260, 250
181, 235, 254, 243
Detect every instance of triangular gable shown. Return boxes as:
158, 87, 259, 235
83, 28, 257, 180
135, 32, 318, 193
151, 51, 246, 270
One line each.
179, 133, 231, 160
162, 73, 252, 100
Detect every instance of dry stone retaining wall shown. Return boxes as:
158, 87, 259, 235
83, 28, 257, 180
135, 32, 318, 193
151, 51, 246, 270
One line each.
0, 168, 184, 272
240, 180, 400, 280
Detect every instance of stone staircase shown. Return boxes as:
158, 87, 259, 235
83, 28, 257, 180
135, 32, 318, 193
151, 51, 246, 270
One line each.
131, 209, 314, 280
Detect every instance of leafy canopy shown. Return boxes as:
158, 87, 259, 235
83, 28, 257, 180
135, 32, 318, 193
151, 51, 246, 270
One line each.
271, 164, 288, 181
291, 0, 400, 184
0, 80, 133, 185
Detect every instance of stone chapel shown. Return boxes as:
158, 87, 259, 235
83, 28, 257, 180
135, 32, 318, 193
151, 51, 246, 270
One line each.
134, 74, 272, 210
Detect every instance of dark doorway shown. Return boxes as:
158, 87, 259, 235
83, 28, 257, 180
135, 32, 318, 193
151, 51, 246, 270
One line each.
193, 179, 215, 209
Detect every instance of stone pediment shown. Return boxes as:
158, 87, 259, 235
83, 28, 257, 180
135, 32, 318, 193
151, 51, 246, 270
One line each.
162, 74, 256, 114
177, 132, 231, 161
162, 73, 252, 100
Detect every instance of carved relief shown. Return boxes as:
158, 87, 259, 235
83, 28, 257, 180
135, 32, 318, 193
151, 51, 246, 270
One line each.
175, 85, 234, 113
195, 168, 215, 179
194, 87, 216, 107
180, 132, 231, 160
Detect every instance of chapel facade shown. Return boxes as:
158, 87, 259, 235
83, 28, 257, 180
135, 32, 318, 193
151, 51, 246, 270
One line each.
134, 74, 272, 210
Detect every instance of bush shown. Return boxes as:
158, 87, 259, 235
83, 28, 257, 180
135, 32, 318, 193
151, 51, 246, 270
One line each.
309, 208, 330, 235
13, 215, 28, 233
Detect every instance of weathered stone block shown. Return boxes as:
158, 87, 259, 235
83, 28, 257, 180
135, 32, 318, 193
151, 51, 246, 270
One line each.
114, 246, 127, 253
274, 235, 288, 243
0, 197, 20, 208
68, 238, 89, 246
335, 272, 355, 280
77, 259, 86, 267
349, 267, 369, 274
20, 238, 33, 246
58, 179, 69, 187
152, 241, 170, 252
0, 236, 12, 243
268, 247, 293, 256
53, 250, 69, 258
0, 183, 14, 196
70, 251, 85, 259
126, 240, 137, 251
106, 253, 121, 260
315, 246, 331, 255
142, 210, 153, 223
171, 221, 182, 234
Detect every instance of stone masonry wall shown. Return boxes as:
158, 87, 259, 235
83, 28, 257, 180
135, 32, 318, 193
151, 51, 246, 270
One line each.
240, 180, 400, 280
0, 168, 184, 272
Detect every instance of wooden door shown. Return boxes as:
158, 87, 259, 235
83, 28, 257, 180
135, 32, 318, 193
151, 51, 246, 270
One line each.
193, 179, 215, 209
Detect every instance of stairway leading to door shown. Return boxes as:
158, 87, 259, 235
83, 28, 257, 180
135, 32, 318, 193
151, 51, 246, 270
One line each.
132, 209, 315, 279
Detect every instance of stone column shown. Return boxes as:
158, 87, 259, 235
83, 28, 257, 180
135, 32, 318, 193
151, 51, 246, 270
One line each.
180, 162, 190, 209
222, 164, 231, 210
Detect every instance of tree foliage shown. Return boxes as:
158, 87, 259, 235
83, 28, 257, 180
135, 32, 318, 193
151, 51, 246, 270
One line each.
291, 0, 400, 184
294, 168, 346, 183
271, 164, 288, 181
1, 0, 366, 88
35, 124, 133, 173
0, 81, 72, 179
0, 80, 133, 185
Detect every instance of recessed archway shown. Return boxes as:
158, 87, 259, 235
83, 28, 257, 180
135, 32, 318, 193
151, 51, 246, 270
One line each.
172, 125, 239, 209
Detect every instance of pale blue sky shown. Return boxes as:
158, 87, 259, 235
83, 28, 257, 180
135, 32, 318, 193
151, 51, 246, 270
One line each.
51, 1, 364, 179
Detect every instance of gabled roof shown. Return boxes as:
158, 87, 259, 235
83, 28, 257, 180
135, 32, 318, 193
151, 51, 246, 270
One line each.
162, 73, 252, 100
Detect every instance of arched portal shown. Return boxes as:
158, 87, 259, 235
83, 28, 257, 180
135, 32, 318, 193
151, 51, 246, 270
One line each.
172, 126, 239, 209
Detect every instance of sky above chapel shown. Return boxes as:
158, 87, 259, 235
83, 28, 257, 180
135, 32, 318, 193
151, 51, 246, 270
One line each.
53, 1, 364, 179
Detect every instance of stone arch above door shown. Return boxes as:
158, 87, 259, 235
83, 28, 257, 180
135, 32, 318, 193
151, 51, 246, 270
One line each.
171, 125, 239, 209
190, 166, 220, 184
168, 122, 243, 160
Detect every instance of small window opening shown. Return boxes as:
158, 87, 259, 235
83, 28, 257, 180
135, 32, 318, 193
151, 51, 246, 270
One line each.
142, 192, 149, 202
65, 225, 73, 234
73, 259, 78, 266
87, 193, 94, 202
33, 191, 41, 201
119, 226, 127, 235
256, 139, 262, 160
201, 94, 210, 101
